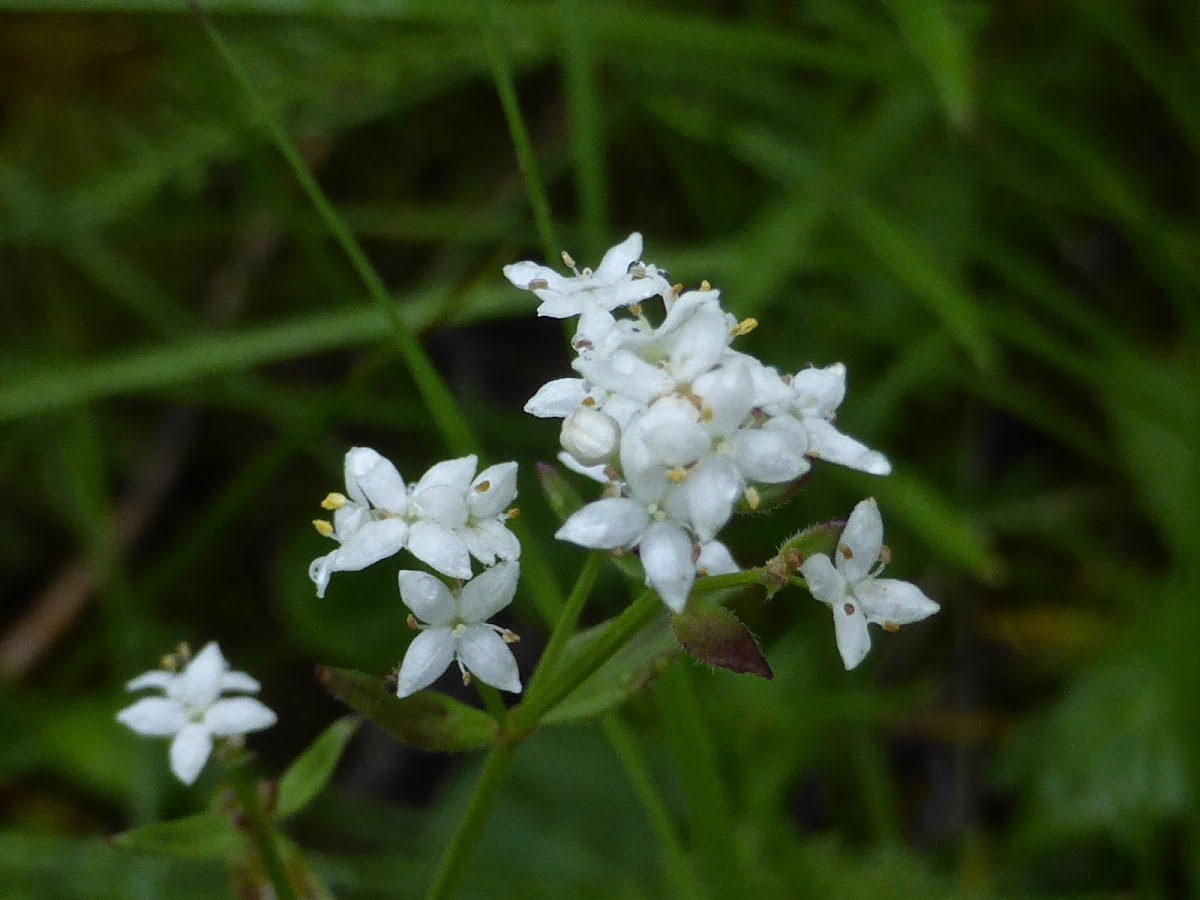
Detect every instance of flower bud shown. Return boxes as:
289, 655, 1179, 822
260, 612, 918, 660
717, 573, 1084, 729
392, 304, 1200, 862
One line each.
560, 408, 621, 465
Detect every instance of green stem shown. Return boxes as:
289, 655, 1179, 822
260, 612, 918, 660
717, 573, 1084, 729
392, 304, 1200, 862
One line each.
475, 681, 508, 726
196, 8, 475, 456
524, 551, 607, 698
425, 740, 518, 900
655, 663, 744, 899
477, 0, 559, 261
226, 760, 297, 900
601, 713, 706, 900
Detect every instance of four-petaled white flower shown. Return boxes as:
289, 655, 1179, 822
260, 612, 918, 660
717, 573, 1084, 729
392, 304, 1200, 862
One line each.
396, 561, 523, 697
503, 233, 671, 345
309, 449, 520, 597
116, 642, 276, 785
800, 498, 939, 670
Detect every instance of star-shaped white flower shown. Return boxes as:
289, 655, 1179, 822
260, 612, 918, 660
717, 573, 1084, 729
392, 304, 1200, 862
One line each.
800, 498, 939, 670
396, 562, 522, 697
116, 643, 276, 785
502, 233, 671, 344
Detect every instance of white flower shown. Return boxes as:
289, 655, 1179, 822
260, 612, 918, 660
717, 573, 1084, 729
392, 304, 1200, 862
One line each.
116, 643, 276, 785
309, 450, 521, 594
396, 562, 522, 697
800, 498, 939, 670
308, 447, 411, 598
777, 364, 891, 476
502, 233, 670, 344
560, 408, 621, 466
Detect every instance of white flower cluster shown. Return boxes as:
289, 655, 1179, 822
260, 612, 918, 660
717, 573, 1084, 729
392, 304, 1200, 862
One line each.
506, 233, 893, 615
309, 448, 524, 696
116, 642, 276, 785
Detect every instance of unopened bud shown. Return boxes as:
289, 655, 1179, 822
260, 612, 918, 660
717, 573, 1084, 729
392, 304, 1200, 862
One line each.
561, 408, 621, 466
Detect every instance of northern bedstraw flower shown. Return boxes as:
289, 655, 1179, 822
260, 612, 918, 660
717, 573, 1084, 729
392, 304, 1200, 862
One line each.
396, 562, 522, 697
800, 498, 939, 669
116, 642, 276, 785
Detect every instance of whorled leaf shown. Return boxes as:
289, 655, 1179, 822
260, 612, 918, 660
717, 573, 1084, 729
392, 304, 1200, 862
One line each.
275, 716, 362, 820
317, 667, 496, 752
671, 601, 773, 679
109, 812, 239, 860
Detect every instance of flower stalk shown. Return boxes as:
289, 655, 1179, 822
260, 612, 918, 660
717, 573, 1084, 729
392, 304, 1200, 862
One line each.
225, 759, 298, 900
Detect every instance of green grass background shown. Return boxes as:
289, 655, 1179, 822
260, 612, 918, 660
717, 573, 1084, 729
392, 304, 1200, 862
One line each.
1, 1, 1198, 897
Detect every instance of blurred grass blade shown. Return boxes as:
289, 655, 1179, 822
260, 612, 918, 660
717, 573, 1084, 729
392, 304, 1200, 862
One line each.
110, 813, 239, 860
881, 0, 973, 128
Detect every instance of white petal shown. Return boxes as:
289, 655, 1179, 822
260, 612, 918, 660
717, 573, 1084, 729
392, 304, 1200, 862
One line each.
619, 417, 670, 502
169, 724, 213, 785
309, 553, 334, 599
463, 519, 521, 565
684, 458, 742, 542
639, 396, 707, 467
415, 455, 478, 493
171, 643, 226, 710
469, 462, 519, 518
459, 561, 520, 622
799, 554, 847, 606
536, 292, 588, 319
503, 260, 559, 290
332, 504, 369, 538
791, 363, 846, 418
592, 232, 643, 282
805, 420, 891, 475
407, 521, 473, 579
761, 414, 810, 455
838, 498, 884, 584
125, 670, 174, 692
397, 570, 457, 626
727, 428, 809, 484
857, 579, 940, 626
556, 450, 610, 483
219, 671, 260, 694
116, 697, 185, 736
640, 521, 696, 613
328, 519, 408, 573
573, 350, 673, 405
525, 378, 587, 418
457, 625, 522, 693
697, 540, 739, 577
692, 363, 755, 436
397, 628, 456, 697
555, 498, 649, 549
410, 484, 469, 528
204, 697, 277, 737
574, 306, 617, 342
832, 601, 872, 670
665, 307, 731, 383
344, 447, 407, 511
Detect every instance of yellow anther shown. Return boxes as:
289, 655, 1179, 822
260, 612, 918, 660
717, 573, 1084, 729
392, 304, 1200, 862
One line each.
628, 303, 643, 317
700, 404, 715, 422
839, 544, 853, 560
666, 466, 689, 484
160, 653, 177, 672
699, 279, 711, 291
406, 613, 419, 630
501, 629, 521, 645
321, 491, 348, 510
882, 621, 900, 633
581, 266, 593, 277
582, 396, 596, 407
672, 283, 684, 295
880, 544, 892, 566
731, 317, 758, 337
474, 480, 491, 493
560, 250, 576, 269
462, 670, 473, 687
506, 507, 521, 520
312, 519, 334, 538
744, 486, 761, 510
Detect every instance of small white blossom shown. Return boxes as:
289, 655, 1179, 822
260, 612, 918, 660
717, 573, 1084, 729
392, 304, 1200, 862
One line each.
503, 233, 671, 345
774, 364, 891, 476
116, 643, 276, 785
800, 498, 939, 669
397, 562, 522, 697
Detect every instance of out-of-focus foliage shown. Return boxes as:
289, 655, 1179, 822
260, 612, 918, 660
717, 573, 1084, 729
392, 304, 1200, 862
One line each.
1, 0, 1197, 897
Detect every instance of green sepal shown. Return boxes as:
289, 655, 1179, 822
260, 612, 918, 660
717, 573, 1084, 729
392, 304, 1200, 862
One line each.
765, 519, 846, 599
542, 614, 678, 724
109, 812, 239, 859
275, 716, 361, 820
671, 601, 773, 679
317, 667, 497, 752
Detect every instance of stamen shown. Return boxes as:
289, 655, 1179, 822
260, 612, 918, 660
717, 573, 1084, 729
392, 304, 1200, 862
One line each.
321, 492, 348, 510
700, 404, 715, 422
630, 264, 646, 278
744, 487, 761, 510
506, 507, 521, 520
879, 545, 892, 566
160, 653, 177, 672
582, 396, 596, 407
501, 629, 521, 645
882, 621, 900, 633
581, 266, 593, 278
628, 303, 643, 317
666, 466, 689, 484
474, 480, 491, 493
461, 670, 473, 687
730, 317, 758, 337
312, 519, 334, 538
672, 283, 683, 296
839, 544, 853, 560
560, 250, 576, 269
406, 614, 419, 630
699, 279, 711, 291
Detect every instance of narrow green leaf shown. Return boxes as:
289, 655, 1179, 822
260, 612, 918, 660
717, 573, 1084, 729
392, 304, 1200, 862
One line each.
275, 717, 362, 820
109, 813, 239, 860
535, 461, 584, 522
542, 614, 678, 724
881, 0, 973, 128
671, 602, 773, 679
317, 667, 497, 752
